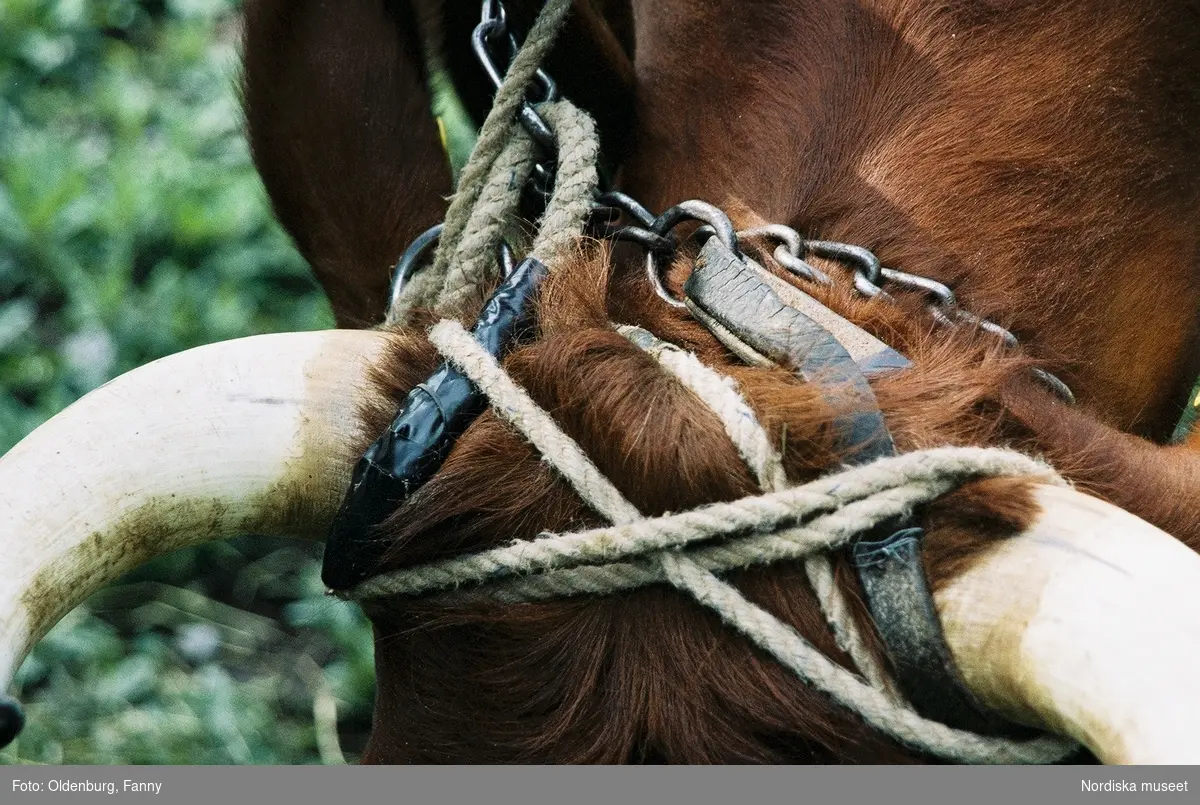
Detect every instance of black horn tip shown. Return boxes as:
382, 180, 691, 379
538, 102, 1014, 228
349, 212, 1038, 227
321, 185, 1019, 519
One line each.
0, 694, 26, 748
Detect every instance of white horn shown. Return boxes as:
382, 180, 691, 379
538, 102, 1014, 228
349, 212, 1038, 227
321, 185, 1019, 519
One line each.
939, 483, 1200, 764
0, 330, 393, 718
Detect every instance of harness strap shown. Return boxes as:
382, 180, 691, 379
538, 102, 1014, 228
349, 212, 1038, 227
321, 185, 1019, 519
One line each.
852, 528, 1039, 738
323, 256, 549, 591
620, 325, 899, 698
342, 318, 1077, 765
683, 238, 902, 463
349, 0, 1069, 758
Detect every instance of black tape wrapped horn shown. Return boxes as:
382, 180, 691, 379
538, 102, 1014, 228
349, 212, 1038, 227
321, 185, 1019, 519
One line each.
322, 256, 549, 591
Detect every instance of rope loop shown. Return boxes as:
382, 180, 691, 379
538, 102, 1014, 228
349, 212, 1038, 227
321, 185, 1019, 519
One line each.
387, 0, 592, 326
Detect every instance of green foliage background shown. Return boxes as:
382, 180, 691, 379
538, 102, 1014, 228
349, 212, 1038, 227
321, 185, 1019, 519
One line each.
1, 0, 376, 764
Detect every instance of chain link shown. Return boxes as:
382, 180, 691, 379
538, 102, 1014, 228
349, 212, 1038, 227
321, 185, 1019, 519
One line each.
389, 0, 561, 308
472, 0, 559, 195
596, 206, 1075, 404
740, 223, 1075, 403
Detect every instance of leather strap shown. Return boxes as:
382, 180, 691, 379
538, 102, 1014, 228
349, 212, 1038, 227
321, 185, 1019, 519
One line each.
323, 256, 549, 591
852, 527, 1038, 737
683, 238, 905, 463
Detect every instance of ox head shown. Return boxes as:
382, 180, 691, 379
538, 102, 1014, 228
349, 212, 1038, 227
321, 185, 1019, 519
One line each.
3, 0, 1200, 764
2, 249, 1199, 763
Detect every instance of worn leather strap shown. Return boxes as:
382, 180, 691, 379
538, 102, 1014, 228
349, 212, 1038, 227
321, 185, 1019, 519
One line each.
852, 527, 1039, 737
682, 238, 1029, 737
683, 238, 905, 463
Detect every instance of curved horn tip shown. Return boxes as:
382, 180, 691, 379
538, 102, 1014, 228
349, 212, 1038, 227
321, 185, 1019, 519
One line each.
0, 329, 395, 746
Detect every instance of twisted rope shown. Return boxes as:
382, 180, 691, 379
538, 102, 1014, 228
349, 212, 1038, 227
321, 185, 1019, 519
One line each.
345, 319, 1079, 764
391, 101, 599, 323
388, 0, 584, 324
529, 103, 600, 265
348, 471, 1029, 600
433, 0, 573, 269
616, 325, 899, 699
430, 133, 538, 317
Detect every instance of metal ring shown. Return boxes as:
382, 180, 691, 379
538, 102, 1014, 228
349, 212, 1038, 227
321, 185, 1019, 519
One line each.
480, 0, 501, 25
388, 223, 443, 310
852, 271, 893, 301
472, 2, 559, 153
474, 11, 556, 93
595, 190, 657, 228
591, 192, 676, 257
806, 240, 883, 286
925, 304, 957, 327
880, 267, 957, 307
739, 224, 803, 256
471, 19, 508, 90
519, 104, 558, 152
642, 200, 740, 310
497, 239, 516, 279
735, 224, 831, 284
610, 225, 676, 254
645, 251, 688, 309
717, 212, 1077, 406
956, 311, 1020, 349
649, 200, 739, 254
774, 245, 832, 284
586, 203, 622, 232
535, 69, 559, 103
529, 160, 557, 201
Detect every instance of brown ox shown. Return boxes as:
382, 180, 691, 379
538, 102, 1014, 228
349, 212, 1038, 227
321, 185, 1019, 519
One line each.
1, 0, 1199, 764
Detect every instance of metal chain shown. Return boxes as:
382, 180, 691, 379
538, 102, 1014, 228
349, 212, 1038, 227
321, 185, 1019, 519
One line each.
472, 0, 559, 195
741, 223, 1076, 403
388, 0, 562, 309
388, 0, 1073, 405
593, 201, 1075, 404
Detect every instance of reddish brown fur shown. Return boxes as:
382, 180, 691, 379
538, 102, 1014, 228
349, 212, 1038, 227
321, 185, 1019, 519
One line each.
241, 0, 1200, 763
